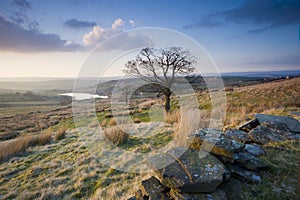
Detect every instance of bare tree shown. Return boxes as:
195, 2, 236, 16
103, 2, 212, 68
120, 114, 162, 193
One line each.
123, 47, 197, 113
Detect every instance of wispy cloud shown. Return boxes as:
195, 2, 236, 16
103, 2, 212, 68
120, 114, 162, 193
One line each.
184, 0, 300, 34
10, 0, 31, 9
0, 14, 82, 52
64, 18, 96, 29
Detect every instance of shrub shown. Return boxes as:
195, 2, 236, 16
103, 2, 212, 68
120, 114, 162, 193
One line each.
104, 126, 129, 145
55, 126, 67, 141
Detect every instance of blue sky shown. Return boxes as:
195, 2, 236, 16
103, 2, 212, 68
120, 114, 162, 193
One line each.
0, 0, 299, 77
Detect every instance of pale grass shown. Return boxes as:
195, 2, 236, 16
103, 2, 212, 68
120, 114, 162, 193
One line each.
104, 126, 129, 145
0, 129, 52, 161
108, 118, 117, 126
55, 126, 67, 141
174, 108, 200, 146
165, 109, 181, 124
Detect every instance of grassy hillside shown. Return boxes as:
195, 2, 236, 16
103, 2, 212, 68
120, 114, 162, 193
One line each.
0, 77, 299, 199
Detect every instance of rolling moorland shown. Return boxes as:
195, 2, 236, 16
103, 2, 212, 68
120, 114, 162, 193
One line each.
0, 75, 299, 199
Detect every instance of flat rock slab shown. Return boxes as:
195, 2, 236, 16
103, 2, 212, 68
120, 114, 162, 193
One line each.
254, 114, 300, 133
243, 144, 265, 156
149, 147, 225, 193
248, 123, 300, 145
224, 129, 252, 144
234, 152, 268, 170
190, 129, 244, 162
170, 188, 227, 200
226, 164, 261, 183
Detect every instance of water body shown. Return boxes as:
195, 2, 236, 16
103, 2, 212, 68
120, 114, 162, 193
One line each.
59, 93, 108, 100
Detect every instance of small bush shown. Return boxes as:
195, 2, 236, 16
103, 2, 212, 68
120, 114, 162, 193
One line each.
104, 126, 129, 145
55, 126, 67, 141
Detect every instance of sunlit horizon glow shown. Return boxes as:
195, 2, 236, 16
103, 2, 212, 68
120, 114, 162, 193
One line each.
0, 0, 299, 77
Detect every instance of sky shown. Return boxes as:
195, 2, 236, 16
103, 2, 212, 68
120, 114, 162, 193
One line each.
0, 0, 299, 77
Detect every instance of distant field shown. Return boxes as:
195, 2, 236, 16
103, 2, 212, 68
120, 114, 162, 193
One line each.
0, 103, 63, 116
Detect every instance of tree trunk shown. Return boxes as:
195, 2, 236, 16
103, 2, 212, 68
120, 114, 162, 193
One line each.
164, 94, 171, 113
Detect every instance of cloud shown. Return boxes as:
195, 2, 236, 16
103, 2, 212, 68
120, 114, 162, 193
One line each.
129, 20, 136, 27
10, 0, 31, 9
83, 18, 153, 50
64, 18, 96, 29
83, 18, 124, 46
0, 14, 82, 52
184, 0, 300, 33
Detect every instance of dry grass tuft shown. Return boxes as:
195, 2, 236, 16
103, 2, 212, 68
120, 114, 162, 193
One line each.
0, 129, 52, 161
55, 126, 67, 141
165, 110, 181, 124
108, 118, 117, 126
0, 136, 30, 161
29, 129, 52, 146
104, 126, 129, 145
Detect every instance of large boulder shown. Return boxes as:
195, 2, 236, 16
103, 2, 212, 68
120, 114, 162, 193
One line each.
248, 121, 300, 145
149, 147, 225, 193
190, 129, 244, 162
248, 125, 284, 144
254, 114, 300, 133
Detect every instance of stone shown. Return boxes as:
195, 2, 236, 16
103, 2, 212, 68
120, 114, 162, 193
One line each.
226, 164, 261, 183
169, 189, 227, 200
190, 129, 244, 162
141, 176, 169, 200
248, 125, 285, 145
222, 166, 231, 183
149, 147, 225, 193
254, 114, 300, 133
224, 129, 252, 144
243, 144, 265, 156
234, 152, 268, 170
238, 118, 260, 132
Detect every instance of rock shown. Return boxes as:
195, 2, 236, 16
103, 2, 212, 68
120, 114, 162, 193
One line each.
190, 129, 244, 162
222, 166, 231, 183
238, 118, 260, 132
127, 196, 137, 200
243, 144, 265, 156
254, 114, 300, 133
141, 176, 169, 200
149, 147, 225, 193
248, 125, 285, 145
224, 129, 252, 144
226, 164, 261, 183
234, 152, 268, 170
169, 189, 227, 200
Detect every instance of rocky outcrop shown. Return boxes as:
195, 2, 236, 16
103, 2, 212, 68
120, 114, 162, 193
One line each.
149, 147, 225, 193
254, 114, 300, 133
190, 129, 244, 162
128, 114, 300, 200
